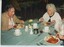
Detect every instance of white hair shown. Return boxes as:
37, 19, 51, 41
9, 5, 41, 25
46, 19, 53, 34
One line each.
46, 3, 56, 12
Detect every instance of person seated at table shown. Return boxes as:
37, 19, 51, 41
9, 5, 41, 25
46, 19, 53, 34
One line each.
39, 3, 62, 31
62, 18, 64, 22
2, 4, 24, 31
56, 31, 64, 45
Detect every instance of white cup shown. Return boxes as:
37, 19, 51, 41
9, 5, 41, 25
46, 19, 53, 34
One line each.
33, 23, 38, 29
44, 26, 50, 32
25, 26, 28, 32
14, 29, 21, 36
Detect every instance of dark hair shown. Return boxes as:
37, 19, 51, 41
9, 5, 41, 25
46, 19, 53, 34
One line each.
5, 4, 14, 12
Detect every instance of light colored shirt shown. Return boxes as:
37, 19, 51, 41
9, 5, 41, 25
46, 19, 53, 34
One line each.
9, 17, 15, 26
42, 12, 62, 31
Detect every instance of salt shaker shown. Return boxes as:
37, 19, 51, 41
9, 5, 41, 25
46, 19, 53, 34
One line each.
25, 26, 29, 32
30, 28, 33, 35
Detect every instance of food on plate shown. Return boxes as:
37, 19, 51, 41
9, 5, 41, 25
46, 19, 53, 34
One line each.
47, 36, 58, 44
45, 36, 59, 44
14, 24, 24, 29
44, 22, 50, 26
17, 24, 21, 28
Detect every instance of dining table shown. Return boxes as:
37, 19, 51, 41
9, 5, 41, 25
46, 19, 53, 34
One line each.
1, 19, 63, 45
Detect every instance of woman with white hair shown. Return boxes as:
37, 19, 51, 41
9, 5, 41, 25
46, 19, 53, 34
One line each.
39, 3, 62, 31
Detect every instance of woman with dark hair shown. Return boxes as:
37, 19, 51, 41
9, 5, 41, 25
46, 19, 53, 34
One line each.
2, 4, 24, 31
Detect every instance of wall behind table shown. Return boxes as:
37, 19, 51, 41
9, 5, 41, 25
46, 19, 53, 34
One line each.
2, 0, 64, 21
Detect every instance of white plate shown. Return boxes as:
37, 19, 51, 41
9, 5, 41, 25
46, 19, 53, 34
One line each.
44, 36, 60, 44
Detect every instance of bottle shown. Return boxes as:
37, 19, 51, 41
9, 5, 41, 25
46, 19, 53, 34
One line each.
30, 28, 33, 35
25, 26, 28, 32
33, 28, 38, 34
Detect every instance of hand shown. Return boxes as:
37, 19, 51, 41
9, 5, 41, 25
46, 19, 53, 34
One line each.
59, 34, 64, 40
39, 17, 44, 22
51, 20, 55, 24
20, 20, 24, 24
56, 33, 64, 40
56, 33, 59, 38
50, 20, 56, 26
8, 25, 13, 29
